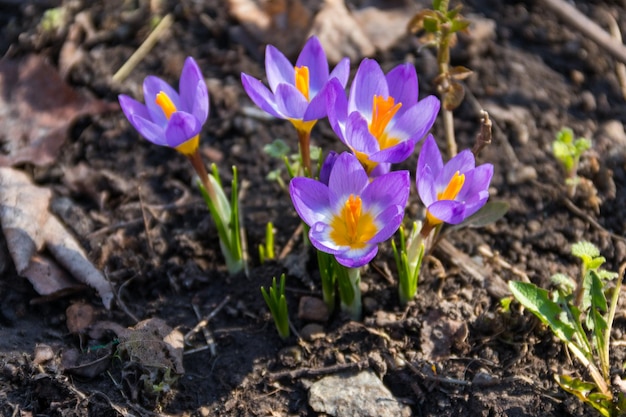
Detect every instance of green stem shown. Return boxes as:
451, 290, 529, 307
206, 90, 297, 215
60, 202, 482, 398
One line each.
603, 263, 625, 381
338, 266, 361, 321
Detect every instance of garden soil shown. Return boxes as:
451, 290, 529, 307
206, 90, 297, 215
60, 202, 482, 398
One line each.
2, 0, 626, 416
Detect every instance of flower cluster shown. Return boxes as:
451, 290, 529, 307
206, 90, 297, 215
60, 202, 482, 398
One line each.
118, 35, 495, 320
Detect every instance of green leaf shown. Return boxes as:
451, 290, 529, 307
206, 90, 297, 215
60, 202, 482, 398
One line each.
572, 241, 600, 259
550, 273, 576, 295
432, 0, 444, 12
450, 18, 470, 33
556, 375, 613, 417
451, 201, 509, 229
509, 281, 576, 342
556, 127, 575, 144
574, 137, 592, 153
423, 16, 440, 33
263, 139, 291, 159
597, 270, 618, 281
587, 256, 606, 271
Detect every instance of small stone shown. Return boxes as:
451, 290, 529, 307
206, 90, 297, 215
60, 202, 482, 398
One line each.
300, 323, 325, 342
362, 296, 378, 314
298, 296, 330, 322
580, 91, 596, 112
570, 69, 585, 85
278, 346, 303, 367
308, 370, 411, 417
506, 165, 537, 185
33, 344, 55, 365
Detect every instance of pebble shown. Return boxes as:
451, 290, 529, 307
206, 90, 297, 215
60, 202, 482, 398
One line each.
308, 371, 412, 417
297, 296, 330, 322
580, 90, 596, 112
278, 346, 303, 367
506, 165, 537, 185
300, 323, 325, 342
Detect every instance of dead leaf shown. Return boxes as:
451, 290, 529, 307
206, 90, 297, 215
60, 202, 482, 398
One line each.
0, 167, 113, 308
308, 0, 374, 63
66, 302, 95, 334
420, 308, 469, 361
0, 55, 116, 167
229, 0, 418, 63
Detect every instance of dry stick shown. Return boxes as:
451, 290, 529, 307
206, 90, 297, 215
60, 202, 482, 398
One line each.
603, 12, 626, 100
112, 13, 173, 83
268, 359, 369, 381
541, 0, 626, 65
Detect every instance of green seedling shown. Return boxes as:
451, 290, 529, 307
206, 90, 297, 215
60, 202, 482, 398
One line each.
258, 222, 276, 264
261, 274, 290, 340
509, 241, 624, 416
198, 164, 245, 275
409, 0, 472, 157
552, 127, 591, 197
263, 139, 321, 187
392, 222, 424, 306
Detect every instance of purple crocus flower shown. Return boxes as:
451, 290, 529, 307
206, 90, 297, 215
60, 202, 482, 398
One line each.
290, 152, 409, 268
327, 59, 440, 176
417, 135, 493, 226
118, 56, 209, 156
241, 36, 350, 134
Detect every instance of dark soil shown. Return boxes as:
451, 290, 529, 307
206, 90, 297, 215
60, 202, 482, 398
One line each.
2, 0, 626, 416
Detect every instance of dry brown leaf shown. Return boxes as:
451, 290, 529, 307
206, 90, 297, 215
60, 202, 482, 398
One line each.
66, 301, 95, 334
0, 167, 113, 308
309, 0, 374, 63
0, 55, 116, 167
229, 0, 418, 63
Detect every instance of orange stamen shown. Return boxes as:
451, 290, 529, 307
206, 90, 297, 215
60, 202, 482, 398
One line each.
329, 195, 377, 249
155, 91, 177, 119
438, 171, 465, 201
369, 96, 402, 148
294, 66, 310, 101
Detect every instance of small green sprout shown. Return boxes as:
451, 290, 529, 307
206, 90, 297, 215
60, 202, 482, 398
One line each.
261, 274, 290, 340
258, 222, 276, 264
509, 242, 625, 416
392, 223, 425, 306
409, 0, 472, 156
198, 164, 245, 275
263, 139, 321, 185
552, 127, 591, 197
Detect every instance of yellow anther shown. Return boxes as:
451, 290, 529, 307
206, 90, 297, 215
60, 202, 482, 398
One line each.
369, 96, 402, 148
294, 66, 310, 101
155, 91, 177, 119
329, 194, 377, 249
438, 171, 465, 201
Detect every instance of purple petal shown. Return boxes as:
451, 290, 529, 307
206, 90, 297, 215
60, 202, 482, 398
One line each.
127, 114, 167, 145
164, 112, 201, 147
463, 190, 490, 218
416, 164, 437, 207
370, 140, 416, 164
119, 95, 166, 144
348, 59, 387, 118
344, 113, 379, 154
179, 57, 208, 122
370, 163, 391, 177
457, 164, 493, 201
275, 83, 308, 119
362, 170, 410, 215
370, 205, 405, 243
296, 36, 329, 96
417, 135, 443, 180
328, 153, 369, 205
319, 151, 339, 186
289, 177, 332, 226
335, 245, 378, 268
427, 200, 467, 224
329, 57, 350, 87
266, 45, 294, 92
143, 76, 180, 126
388, 95, 440, 142
440, 149, 475, 189
386, 63, 418, 108
326, 79, 349, 142
241, 73, 283, 119
303, 81, 331, 121
309, 222, 346, 255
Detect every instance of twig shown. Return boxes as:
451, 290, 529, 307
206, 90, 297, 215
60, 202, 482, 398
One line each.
112, 14, 174, 83
105, 269, 140, 323
186, 296, 230, 356
541, 0, 626, 65
278, 222, 303, 260
471, 110, 492, 157
268, 359, 369, 381
603, 11, 626, 100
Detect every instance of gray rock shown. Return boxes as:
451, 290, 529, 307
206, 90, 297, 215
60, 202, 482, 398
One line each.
308, 370, 411, 417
